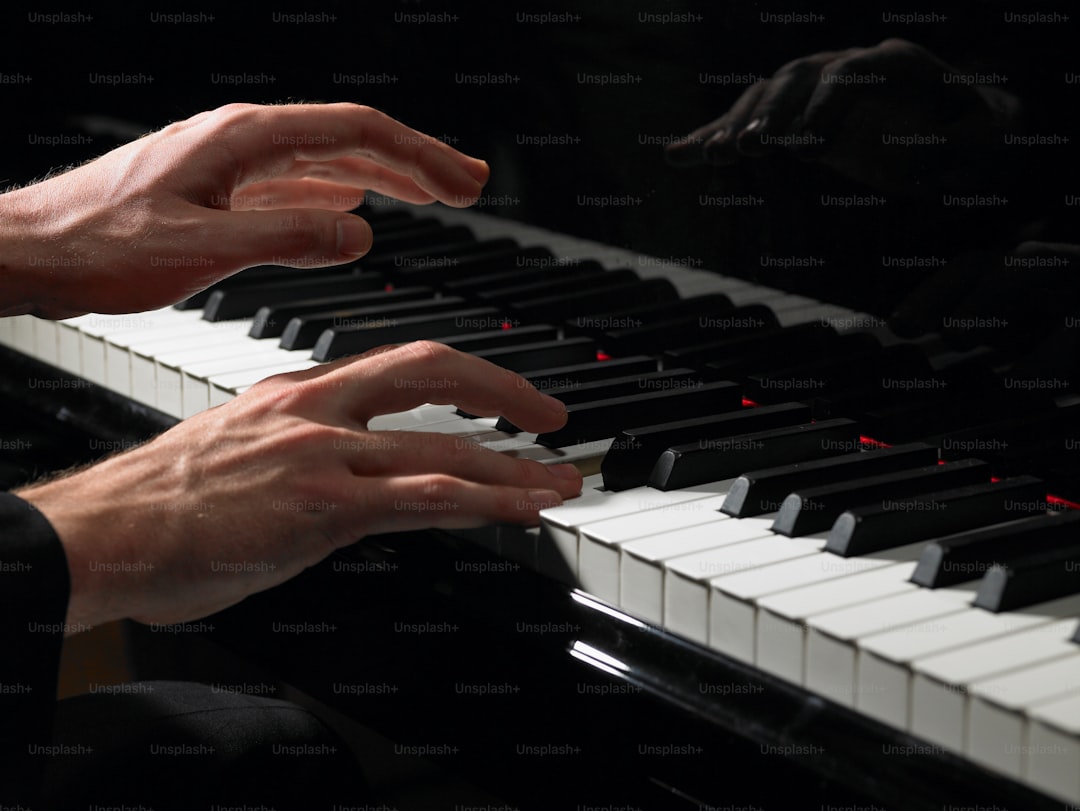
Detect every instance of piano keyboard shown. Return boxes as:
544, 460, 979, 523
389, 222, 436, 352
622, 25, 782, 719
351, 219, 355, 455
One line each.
4, 202, 1080, 806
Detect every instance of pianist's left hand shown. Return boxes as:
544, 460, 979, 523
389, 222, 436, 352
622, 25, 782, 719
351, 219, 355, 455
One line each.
16, 341, 582, 629
0, 102, 489, 319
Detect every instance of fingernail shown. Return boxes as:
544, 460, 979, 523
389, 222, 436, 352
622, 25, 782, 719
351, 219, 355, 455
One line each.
527, 489, 564, 509
337, 217, 373, 257
549, 463, 580, 481
465, 157, 490, 184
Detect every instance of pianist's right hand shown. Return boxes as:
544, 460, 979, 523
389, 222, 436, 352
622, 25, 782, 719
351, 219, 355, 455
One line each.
0, 102, 489, 320
15, 341, 582, 630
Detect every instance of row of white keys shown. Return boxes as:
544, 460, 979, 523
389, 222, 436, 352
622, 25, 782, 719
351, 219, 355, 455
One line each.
968, 649, 1080, 801
536, 474, 736, 582
708, 541, 926, 669
913, 618, 1080, 753
576, 493, 732, 607
857, 593, 1080, 730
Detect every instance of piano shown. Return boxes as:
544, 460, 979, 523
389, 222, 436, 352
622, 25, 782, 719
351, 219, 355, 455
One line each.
4, 201, 1080, 810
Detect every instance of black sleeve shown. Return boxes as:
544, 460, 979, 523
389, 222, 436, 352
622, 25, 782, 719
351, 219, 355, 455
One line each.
0, 491, 71, 804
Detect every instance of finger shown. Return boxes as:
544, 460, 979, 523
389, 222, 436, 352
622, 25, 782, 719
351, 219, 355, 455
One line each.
343, 430, 583, 497
315, 342, 569, 433
228, 179, 368, 211
702, 81, 770, 165
250, 156, 441, 204
198, 205, 375, 267
208, 103, 489, 207
737, 51, 853, 157
350, 474, 570, 535
664, 82, 769, 167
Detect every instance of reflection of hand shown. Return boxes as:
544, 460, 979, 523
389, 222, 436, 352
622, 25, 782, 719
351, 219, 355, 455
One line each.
17, 342, 581, 629
890, 242, 1080, 352
0, 102, 489, 319
666, 39, 1020, 194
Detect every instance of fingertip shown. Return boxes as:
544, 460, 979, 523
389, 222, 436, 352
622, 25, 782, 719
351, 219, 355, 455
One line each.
466, 157, 490, 185
337, 215, 373, 257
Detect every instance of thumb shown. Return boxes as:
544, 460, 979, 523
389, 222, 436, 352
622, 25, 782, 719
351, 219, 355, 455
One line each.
206, 207, 374, 270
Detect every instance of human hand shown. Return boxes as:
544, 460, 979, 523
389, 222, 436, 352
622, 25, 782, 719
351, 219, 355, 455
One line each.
0, 102, 489, 319
665, 39, 1021, 194
889, 241, 1080, 352
16, 342, 581, 628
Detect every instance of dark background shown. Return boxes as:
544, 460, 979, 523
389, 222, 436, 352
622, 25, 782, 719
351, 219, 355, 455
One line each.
2, 1, 1077, 312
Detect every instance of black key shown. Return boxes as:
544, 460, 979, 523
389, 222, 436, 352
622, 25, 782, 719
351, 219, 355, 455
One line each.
455, 356, 659, 419
281, 296, 475, 351
912, 510, 1080, 589
520, 357, 658, 392
722, 442, 940, 518
773, 458, 990, 537
498, 370, 707, 432
365, 223, 475, 257
312, 307, 501, 361
602, 304, 780, 355
174, 220, 457, 311
435, 324, 558, 353
826, 475, 1047, 557
668, 321, 840, 373
175, 264, 367, 310
699, 323, 859, 380
569, 293, 736, 338
746, 342, 931, 405
648, 418, 860, 492
374, 239, 520, 283
535, 381, 742, 447
509, 278, 680, 323
351, 206, 413, 226
472, 338, 598, 373
601, 402, 813, 492
545, 369, 704, 406
202, 272, 394, 321
975, 531, 1080, 612
443, 257, 604, 297
478, 268, 639, 305
249, 287, 434, 338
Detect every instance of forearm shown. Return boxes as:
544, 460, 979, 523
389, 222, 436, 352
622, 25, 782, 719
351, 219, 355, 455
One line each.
0, 186, 58, 317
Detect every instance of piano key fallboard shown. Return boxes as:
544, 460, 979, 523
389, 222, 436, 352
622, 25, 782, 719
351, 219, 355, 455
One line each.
3, 201, 1080, 808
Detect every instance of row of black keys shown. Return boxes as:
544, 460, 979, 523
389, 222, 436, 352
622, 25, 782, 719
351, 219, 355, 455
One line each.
174, 208, 1067, 462
172, 207, 1080, 625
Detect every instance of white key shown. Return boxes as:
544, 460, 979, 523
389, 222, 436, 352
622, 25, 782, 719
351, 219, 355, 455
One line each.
967, 653, 1080, 778
577, 493, 730, 608
32, 319, 60, 364
178, 350, 313, 418
708, 542, 926, 666
106, 322, 253, 395
81, 310, 209, 384
197, 360, 322, 411
663, 529, 826, 645
1027, 691, 1080, 803
754, 561, 925, 687
537, 477, 735, 584
56, 316, 97, 373
805, 583, 978, 708
10, 315, 40, 358
911, 618, 1080, 753
858, 593, 1080, 730
369, 404, 462, 431
0, 314, 14, 347
618, 511, 767, 625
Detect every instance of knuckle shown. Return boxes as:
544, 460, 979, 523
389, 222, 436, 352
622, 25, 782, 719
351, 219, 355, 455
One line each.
279, 210, 330, 256
401, 339, 456, 366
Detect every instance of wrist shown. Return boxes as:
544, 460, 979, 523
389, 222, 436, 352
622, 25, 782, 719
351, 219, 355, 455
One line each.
0, 187, 52, 316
